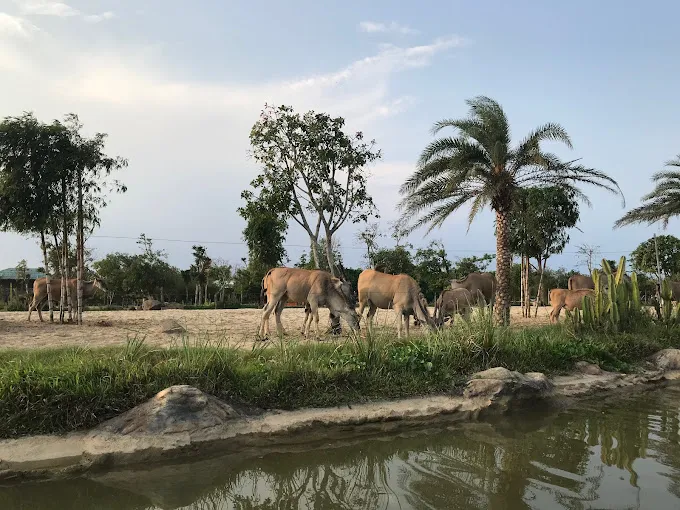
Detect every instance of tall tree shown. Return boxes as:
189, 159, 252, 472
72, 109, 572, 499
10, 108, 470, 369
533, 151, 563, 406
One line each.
615, 154, 680, 228
507, 186, 580, 314
248, 104, 381, 275
60, 114, 127, 325
398, 96, 622, 324
631, 235, 680, 279
0, 113, 64, 321
191, 245, 211, 305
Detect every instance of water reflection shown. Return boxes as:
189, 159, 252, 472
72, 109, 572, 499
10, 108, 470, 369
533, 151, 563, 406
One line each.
3, 386, 680, 509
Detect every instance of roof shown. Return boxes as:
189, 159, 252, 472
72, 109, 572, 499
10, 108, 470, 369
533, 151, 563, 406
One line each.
0, 267, 47, 281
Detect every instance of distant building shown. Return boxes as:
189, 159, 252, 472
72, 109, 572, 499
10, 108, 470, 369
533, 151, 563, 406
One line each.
0, 267, 46, 302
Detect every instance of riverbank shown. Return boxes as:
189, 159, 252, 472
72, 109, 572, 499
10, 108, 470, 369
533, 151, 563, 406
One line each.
3, 356, 680, 482
3, 322, 680, 439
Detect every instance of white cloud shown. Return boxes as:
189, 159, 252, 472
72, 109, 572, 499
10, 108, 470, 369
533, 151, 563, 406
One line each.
13, 1, 115, 23
0, 12, 39, 38
359, 21, 419, 35
84, 11, 114, 23
15, 1, 79, 17
285, 36, 464, 91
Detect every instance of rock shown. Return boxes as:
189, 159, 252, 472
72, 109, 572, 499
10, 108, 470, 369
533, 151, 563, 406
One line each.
471, 367, 521, 382
464, 367, 554, 401
575, 361, 603, 375
95, 385, 241, 435
650, 349, 680, 370
142, 299, 163, 311
158, 319, 185, 334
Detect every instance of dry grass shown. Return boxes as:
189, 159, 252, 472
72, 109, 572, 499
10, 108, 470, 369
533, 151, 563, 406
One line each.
0, 306, 554, 350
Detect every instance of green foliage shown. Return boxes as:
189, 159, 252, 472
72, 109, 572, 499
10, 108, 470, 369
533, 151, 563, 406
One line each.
2, 323, 680, 438
615, 155, 680, 228
371, 246, 415, 275
93, 235, 184, 304
571, 257, 648, 333
399, 96, 621, 233
238, 190, 288, 269
0, 113, 63, 238
247, 104, 381, 272
451, 254, 495, 279
413, 241, 453, 300
507, 186, 580, 261
631, 235, 680, 278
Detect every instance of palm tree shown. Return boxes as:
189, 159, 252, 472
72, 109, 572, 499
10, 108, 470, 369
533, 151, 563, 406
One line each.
615, 155, 680, 229
399, 96, 622, 325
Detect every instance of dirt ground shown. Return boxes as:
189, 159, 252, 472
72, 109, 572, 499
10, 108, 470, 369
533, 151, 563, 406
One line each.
0, 306, 554, 351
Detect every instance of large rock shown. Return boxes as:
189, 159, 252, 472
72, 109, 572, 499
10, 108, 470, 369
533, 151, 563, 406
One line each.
464, 367, 553, 401
142, 299, 163, 311
650, 349, 680, 371
158, 319, 186, 334
575, 361, 603, 375
95, 385, 241, 435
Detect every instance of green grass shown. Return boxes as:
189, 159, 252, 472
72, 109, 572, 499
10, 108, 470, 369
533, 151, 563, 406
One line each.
1, 314, 680, 439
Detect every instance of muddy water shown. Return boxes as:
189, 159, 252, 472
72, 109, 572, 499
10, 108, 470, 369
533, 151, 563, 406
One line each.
3, 386, 680, 509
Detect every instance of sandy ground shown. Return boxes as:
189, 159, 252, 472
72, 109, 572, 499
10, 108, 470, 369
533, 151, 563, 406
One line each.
0, 306, 554, 351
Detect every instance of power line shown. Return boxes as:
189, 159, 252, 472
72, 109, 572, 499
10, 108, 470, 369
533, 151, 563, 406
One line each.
89, 234, 639, 255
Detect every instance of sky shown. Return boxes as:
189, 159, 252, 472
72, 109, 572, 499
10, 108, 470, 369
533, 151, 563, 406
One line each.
1, 0, 679, 274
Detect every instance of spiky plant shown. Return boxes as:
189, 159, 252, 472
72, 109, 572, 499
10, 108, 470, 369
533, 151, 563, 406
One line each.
398, 96, 623, 325
615, 155, 680, 229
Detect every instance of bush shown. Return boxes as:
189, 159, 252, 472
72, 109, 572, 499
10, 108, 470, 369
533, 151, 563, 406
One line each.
3, 296, 27, 312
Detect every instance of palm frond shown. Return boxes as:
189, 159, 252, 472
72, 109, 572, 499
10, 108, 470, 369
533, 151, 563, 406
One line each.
510, 124, 573, 173
400, 157, 453, 195
467, 194, 489, 230
615, 158, 680, 229
402, 192, 479, 235
663, 155, 680, 168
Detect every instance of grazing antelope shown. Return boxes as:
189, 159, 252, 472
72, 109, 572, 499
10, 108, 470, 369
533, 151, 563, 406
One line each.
27, 277, 107, 322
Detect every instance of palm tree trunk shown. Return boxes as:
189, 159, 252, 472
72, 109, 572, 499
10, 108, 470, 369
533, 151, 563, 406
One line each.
40, 230, 54, 323
494, 209, 512, 326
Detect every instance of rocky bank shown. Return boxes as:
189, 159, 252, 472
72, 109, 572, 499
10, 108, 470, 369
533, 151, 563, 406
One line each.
2, 348, 680, 481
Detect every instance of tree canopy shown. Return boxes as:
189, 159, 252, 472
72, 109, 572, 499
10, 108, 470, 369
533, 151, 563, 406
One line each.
508, 186, 580, 263
248, 104, 381, 274
631, 235, 680, 278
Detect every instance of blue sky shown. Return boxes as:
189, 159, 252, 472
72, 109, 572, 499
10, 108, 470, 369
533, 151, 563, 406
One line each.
0, 0, 678, 273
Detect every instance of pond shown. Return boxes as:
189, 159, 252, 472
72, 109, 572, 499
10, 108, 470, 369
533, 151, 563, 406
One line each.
3, 385, 680, 509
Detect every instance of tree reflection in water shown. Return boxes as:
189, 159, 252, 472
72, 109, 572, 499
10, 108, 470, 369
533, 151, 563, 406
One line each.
3, 386, 680, 510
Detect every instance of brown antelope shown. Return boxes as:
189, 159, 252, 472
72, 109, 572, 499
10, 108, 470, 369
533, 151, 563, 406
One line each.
357, 269, 435, 338
28, 277, 107, 322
